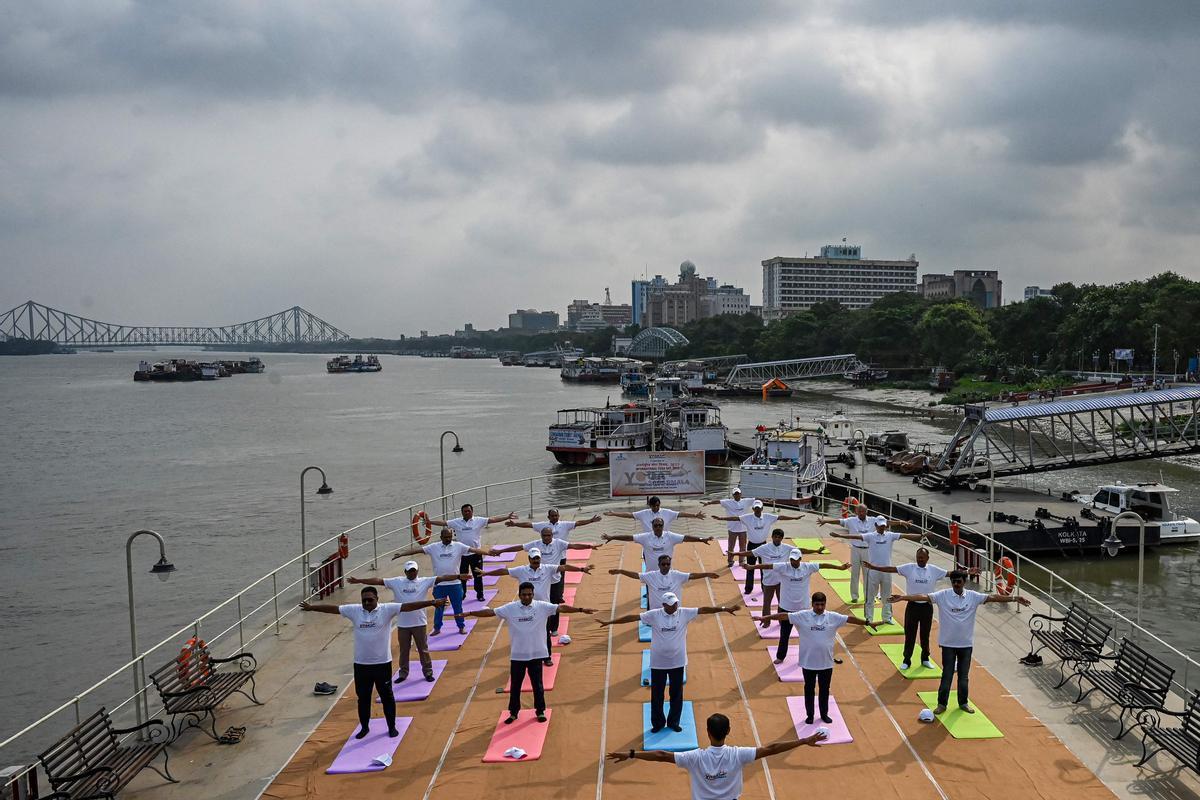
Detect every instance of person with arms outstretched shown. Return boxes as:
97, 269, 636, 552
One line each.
729, 528, 820, 626
864, 546, 962, 670
745, 549, 848, 662
427, 503, 516, 602
713, 500, 804, 594
412, 526, 494, 635
480, 547, 592, 663
492, 527, 601, 635
602, 517, 713, 567
832, 516, 923, 624
507, 508, 602, 542
815, 503, 876, 603
609, 553, 719, 609
702, 487, 754, 567
604, 495, 704, 532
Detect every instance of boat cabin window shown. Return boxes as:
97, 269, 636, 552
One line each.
1129, 490, 1166, 520
1093, 489, 1119, 508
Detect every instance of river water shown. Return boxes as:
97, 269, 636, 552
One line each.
1, 352, 1197, 744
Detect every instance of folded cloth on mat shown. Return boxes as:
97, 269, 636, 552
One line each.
325, 718, 412, 774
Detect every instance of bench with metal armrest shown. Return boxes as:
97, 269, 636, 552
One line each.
147, 640, 261, 742
37, 708, 175, 800
1026, 601, 1113, 687
1134, 690, 1200, 775
1072, 637, 1175, 740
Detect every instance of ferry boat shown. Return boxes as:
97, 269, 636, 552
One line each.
619, 368, 649, 397
217, 357, 265, 374
546, 404, 653, 465
133, 359, 206, 382
648, 376, 687, 402
560, 357, 641, 383
738, 422, 827, 506
496, 350, 522, 366
326, 354, 382, 373
523, 346, 583, 368
660, 399, 729, 464
1072, 482, 1200, 544
450, 346, 490, 359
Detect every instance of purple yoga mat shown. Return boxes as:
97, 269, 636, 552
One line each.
484, 551, 517, 563
325, 717, 413, 774
428, 618, 477, 651
786, 696, 854, 744
481, 573, 500, 586
376, 660, 447, 702
462, 590, 498, 612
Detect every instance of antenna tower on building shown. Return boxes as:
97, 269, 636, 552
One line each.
604, 287, 612, 305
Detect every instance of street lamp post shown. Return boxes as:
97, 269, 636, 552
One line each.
126, 529, 176, 734
439, 431, 463, 519
300, 466, 333, 598
853, 428, 867, 503
1100, 511, 1147, 629
974, 457, 996, 590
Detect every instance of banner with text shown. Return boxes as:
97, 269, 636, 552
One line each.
609, 451, 706, 497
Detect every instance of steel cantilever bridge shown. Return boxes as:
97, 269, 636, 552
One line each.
0, 301, 352, 347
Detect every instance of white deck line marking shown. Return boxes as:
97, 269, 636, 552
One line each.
421, 614, 506, 800
594, 542, 626, 800
834, 632, 950, 800
696, 547, 778, 800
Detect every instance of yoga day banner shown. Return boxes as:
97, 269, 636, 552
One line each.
608, 451, 706, 497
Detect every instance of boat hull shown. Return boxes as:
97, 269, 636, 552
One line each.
547, 447, 613, 466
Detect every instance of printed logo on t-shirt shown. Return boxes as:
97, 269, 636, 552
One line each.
808, 624, 826, 632
659, 623, 678, 632
703, 770, 729, 782
359, 621, 377, 629
517, 614, 535, 624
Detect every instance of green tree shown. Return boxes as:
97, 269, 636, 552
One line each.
916, 301, 994, 371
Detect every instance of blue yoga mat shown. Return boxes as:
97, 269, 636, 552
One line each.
641, 586, 648, 609
642, 701, 698, 752
638, 621, 652, 642
640, 651, 687, 686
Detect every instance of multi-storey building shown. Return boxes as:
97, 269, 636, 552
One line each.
919, 270, 1003, 308
761, 245, 918, 320
507, 309, 560, 331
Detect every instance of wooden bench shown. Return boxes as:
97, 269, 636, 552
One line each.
1072, 638, 1175, 740
148, 640, 261, 742
1027, 602, 1113, 687
1134, 690, 1200, 776
37, 708, 175, 799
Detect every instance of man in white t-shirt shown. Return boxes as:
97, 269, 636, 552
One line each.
602, 517, 713, 567
597, 593, 737, 732
428, 503, 517, 602
816, 503, 878, 603
756, 590, 876, 724
349, 560, 466, 682
506, 507, 603, 543
607, 712, 825, 800
480, 548, 593, 664
714, 500, 803, 594
492, 527, 603, 634
604, 495, 705, 532
299, 588, 445, 740
833, 516, 923, 624
464, 581, 595, 724
608, 553, 720, 609
702, 487, 755, 567
414, 527, 494, 635
864, 546, 954, 670
746, 549, 848, 663
892, 570, 1029, 714
730, 529, 823, 627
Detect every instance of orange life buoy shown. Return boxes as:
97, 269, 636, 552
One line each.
993, 556, 1016, 595
411, 511, 432, 544
949, 521, 960, 547
337, 534, 349, 560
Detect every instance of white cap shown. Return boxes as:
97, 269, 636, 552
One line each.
815, 726, 830, 740
789, 548, 803, 560
752, 500, 764, 509
528, 547, 542, 558
918, 709, 935, 723
661, 592, 679, 606
403, 560, 419, 571
732, 487, 742, 495
558, 634, 572, 645
874, 516, 888, 528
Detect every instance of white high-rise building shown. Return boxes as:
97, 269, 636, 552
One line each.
761, 244, 918, 321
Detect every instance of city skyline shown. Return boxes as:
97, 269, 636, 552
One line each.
3, 3, 1199, 337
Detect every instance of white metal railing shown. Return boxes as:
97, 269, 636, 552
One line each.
4, 464, 1198, 791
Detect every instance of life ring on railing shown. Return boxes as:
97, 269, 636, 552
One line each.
949, 521, 960, 547
176, 637, 209, 686
841, 496, 859, 518
411, 511, 433, 544
994, 556, 1016, 595
337, 534, 349, 560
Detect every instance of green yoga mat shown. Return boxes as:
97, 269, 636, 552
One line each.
879, 644, 941, 678
865, 621, 905, 636
917, 691, 1003, 739
824, 581, 863, 607
792, 537, 829, 553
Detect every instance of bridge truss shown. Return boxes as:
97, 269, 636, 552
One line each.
928, 387, 1200, 486
659, 354, 748, 374
723, 354, 867, 387
0, 301, 352, 347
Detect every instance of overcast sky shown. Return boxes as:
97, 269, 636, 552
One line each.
3, 1, 1199, 337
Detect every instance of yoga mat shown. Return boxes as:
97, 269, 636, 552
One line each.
786, 695, 854, 744
638, 621, 652, 642
552, 617, 571, 646
825, 581, 863, 607
917, 692, 1003, 739
756, 619, 782, 639
563, 570, 585, 584
743, 590, 765, 605
640, 651, 686, 686
481, 709, 552, 762
879, 643, 941, 678
566, 546, 593, 561
462, 590, 498, 612
325, 718, 413, 773
640, 586, 647, 609
766, 647, 804, 682
382, 660, 447, 702
730, 564, 748, 582
792, 537, 829, 553
818, 559, 844, 570
428, 618, 477, 651
503, 653, 561, 693
484, 552, 517, 563
562, 587, 577, 605
642, 701, 698, 752
481, 573, 500, 586
865, 621, 905, 636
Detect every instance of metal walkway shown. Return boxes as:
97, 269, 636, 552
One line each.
659, 354, 748, 374
723, 353, 866, 387
928, 386, 1200, 486
0, 301, 352, 346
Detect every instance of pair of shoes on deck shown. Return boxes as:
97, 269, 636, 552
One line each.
504, 712, 548, 725
650, 724, 684, 733
218, 726, 246, 745
395, 673, 436, 683
313, 681, 337, 695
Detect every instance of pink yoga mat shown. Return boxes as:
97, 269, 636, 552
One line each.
553, 617, 571, 646
503, 653, 560, 693
482, 709, 552, 762
766, 647, 804, 682
325, 717, 413, 773
563, 570, 585, 585
566, 547, 593, 561
786, 695, 854, 744
484, 552, 517, 563
379, 660, 447, 702
756, 620, 782, 639
462, 590, 498, 612
561, 587, 577, 605
428, 618, 477, 651
730, 564, 748, 581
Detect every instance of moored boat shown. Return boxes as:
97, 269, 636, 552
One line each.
326, 354, 382, 373
660, 399, 729, 464
738, 422, 827, 506
546, 404, 654, 465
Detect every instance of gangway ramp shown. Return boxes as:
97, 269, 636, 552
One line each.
723, 353, 866, 387
928, 386, 1200, 486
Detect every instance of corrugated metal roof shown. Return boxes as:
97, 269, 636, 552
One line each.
981, 386, 1200, 422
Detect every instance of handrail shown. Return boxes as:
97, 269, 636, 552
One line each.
4, 464, 1198, 787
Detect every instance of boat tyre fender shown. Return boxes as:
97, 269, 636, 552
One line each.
994, 556, 1016, 596
412, 512, 433, 544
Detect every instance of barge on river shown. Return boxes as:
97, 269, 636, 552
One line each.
326, 354, 382, 373
546, 404, 653, 465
